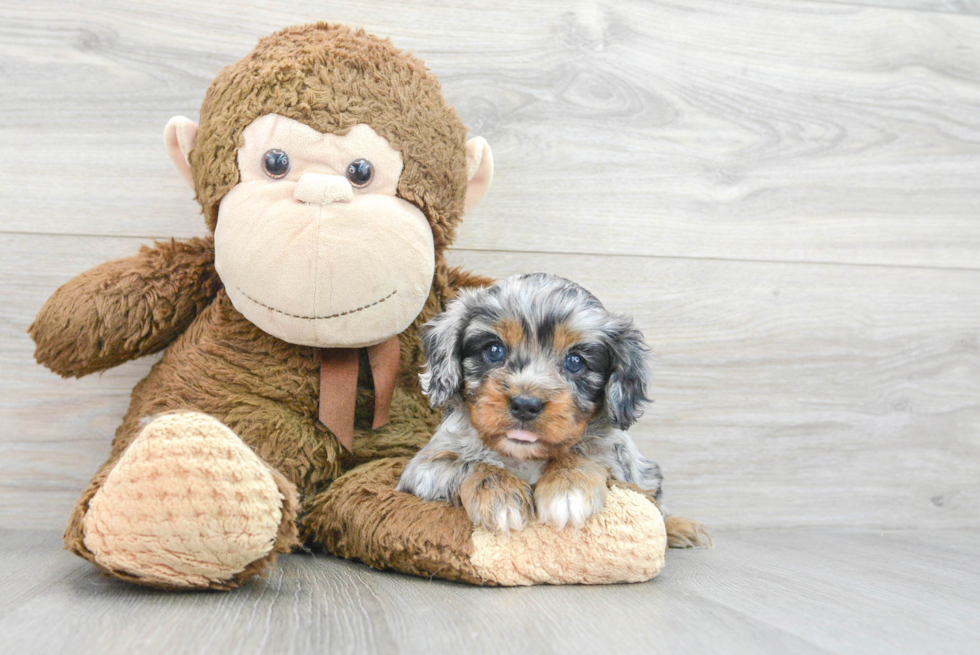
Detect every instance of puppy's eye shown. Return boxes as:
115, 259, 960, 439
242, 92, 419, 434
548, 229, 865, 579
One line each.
483, 343, 506, 364
564, 354, 585, 374
346, 159, 374, 188
262, 149, 290, 179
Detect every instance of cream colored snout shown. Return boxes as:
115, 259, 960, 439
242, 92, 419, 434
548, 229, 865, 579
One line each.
293, 173, 354, 205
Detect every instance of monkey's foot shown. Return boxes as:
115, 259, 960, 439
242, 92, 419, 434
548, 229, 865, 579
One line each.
80, 411, 299, 589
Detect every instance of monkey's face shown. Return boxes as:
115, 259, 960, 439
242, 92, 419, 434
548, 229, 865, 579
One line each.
214, 114, 435, 348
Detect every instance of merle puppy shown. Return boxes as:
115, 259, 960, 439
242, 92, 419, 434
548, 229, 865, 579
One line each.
397, 273, 711, 547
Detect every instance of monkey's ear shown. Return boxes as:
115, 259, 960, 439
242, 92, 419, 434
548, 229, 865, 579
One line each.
464, 137, 493, 213
164, 116, 199, 189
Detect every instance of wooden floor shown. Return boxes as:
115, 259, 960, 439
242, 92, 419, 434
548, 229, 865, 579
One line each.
2, 528, 978, 655
2, 0, 979, 652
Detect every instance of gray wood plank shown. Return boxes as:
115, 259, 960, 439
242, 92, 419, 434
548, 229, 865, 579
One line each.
451, 250, 980, 532
815, 0, 980, 15
2, 234, 978, 532
0, 528, 976, 654
1, 0, 979, 268
0, 234, 161, 529
661, 528, 980, 654
0, 529, 87, 618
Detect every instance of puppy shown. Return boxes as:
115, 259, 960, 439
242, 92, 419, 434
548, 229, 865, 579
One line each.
397, 273, 711, 547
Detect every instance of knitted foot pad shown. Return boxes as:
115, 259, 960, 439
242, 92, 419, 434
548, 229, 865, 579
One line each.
82, 411, 290, 589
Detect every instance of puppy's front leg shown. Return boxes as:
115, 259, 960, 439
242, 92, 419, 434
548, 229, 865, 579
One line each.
534, 453, 608, 529
459, 464, 535, 533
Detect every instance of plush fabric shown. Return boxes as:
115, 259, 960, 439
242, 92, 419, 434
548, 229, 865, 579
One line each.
29, 23, 671, 590
82, 411, 297, 589
237, 115, 404, 195
463, 137, 493, 214
36, 241, 489, 588
305, 458, 667, 586
191, 24, 470, 249
164, 116, 199, 187
30, 237, 221, 378
215, 114, 434, 349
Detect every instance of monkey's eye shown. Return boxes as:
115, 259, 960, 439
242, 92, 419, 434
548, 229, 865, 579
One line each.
483, 343, 506, 364
262, 149, 291, 179
564, 354, 585, 374
346, 159, 374, 188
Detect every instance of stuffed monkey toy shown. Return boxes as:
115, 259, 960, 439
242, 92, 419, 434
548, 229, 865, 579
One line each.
29, 24, 670, 589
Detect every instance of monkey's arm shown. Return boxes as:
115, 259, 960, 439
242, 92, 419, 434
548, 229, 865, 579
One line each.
30, 236, 221, 378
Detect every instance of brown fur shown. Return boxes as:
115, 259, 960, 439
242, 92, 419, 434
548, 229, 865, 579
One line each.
304, 458, 489, 585
466, 374, 592, 461
461, 316, 595, 462
466, 376, 517, 450
29, 237, 221, 378
551, 324, 582, 354
459, 463, 535, 530
30, 24, 496, 588
495, 318, 525, 346
429, 450, 460, 462
48, 261, 483, 586
192, 23, 469, 249
309, 458, 669, 585
664, 515, 715, 549
524, 389, 591, 451
534, 452, 608, 519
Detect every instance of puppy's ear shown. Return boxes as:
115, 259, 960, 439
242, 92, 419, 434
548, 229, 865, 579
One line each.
419, 293, 472, 407
604, 316, 651, 430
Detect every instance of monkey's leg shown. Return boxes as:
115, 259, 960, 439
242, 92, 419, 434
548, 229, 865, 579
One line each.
65, 411, 299, 590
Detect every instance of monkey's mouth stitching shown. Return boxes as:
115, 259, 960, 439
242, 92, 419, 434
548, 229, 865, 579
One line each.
235, 287, 397, 320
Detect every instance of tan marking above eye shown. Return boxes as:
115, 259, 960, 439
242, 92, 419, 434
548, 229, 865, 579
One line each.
552, 324, 583, 352
495, 318, 526, 348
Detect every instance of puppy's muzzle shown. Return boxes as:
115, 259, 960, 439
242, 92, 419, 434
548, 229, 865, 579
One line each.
509, 394, 544, 422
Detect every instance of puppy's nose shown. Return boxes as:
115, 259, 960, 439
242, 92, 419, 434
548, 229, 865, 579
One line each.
293, 173, 353, 205
510, 395, 544, 422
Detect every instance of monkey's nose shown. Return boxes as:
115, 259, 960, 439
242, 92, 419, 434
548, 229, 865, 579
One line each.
509, 395, 544, 422
293, 173, 353, 205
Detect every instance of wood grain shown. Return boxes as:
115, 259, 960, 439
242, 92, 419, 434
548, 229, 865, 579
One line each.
820, 0, 980, 14
1, 3, 979, 649
3, 234, 978, 531
0, 528, 977, 654
1, 0, 979, 268
449, 249, 980, 531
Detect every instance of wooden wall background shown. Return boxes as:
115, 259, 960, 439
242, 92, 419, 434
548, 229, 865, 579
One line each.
1, 0, 978, 532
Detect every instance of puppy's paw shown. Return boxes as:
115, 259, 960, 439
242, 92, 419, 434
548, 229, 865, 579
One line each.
534, 458, 608, 529
460, 464, 534, 533
665, 515, 714, 549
